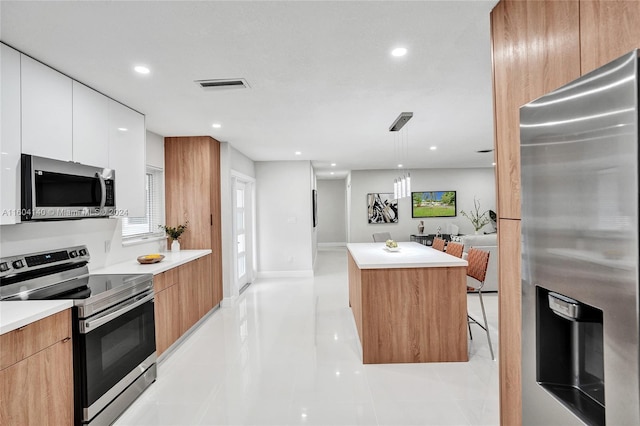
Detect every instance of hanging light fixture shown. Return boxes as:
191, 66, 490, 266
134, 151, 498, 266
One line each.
389, 112, 413, 199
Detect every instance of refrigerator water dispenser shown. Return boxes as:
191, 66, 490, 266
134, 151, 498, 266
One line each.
536, 286, 605, 425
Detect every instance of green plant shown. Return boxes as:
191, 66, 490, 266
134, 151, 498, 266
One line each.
159, 221, 188, 240
460, 197, 490, 232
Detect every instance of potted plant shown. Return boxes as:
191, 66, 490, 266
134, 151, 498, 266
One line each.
460, 197, 490, 234
159, 221, 188, 252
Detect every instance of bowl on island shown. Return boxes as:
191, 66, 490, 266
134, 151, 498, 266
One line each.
385, 240, 400, 252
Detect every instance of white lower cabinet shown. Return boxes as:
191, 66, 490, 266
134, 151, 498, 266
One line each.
0, 44, 22, 225
108, 100, 146, 217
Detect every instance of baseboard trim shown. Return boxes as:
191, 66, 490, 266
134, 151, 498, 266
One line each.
257, 270, 314, 278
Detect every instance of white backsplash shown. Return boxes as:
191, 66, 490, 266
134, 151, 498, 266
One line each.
0, 218, 166, 271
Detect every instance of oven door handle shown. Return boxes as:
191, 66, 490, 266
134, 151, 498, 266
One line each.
80, 292, 154, 334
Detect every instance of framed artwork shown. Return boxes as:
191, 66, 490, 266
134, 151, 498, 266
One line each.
411, 191, 456, 218
367, 193, 398, 224
312, 189, 318, 227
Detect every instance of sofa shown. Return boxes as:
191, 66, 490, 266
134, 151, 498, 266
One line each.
457, 234, 498, 292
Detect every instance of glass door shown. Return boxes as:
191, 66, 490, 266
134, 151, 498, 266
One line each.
234, 181, 248, 288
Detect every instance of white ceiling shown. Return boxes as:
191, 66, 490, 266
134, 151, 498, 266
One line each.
0, 0, 498, 179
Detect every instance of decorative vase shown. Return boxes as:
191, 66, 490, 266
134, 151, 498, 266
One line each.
171, 239, 181, 252
418, 221, 424, 234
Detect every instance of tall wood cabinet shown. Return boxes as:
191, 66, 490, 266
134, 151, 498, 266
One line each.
491, 1, 640, 424
164, 136, 223, 307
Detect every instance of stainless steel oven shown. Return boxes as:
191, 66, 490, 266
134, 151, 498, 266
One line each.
0, 246, 156, 426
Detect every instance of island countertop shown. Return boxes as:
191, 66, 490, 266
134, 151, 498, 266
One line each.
347, 242, 467, 269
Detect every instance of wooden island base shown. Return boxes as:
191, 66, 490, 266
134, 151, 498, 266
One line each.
348, 250, 468, 364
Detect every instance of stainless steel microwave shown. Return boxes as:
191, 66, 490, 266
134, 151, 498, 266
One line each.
21, 154, 116, 221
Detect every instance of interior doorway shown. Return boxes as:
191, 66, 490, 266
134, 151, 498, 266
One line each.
232, 173, 255, 294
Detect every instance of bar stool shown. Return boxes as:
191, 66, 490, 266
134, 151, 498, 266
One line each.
432, 237, 446, 251
466, 248, 495, 360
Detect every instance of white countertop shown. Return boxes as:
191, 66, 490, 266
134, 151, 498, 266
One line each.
0, 300, 73, 335
91, 249, 212, 275
347, 242, 468, 269
0, 250, 211, 336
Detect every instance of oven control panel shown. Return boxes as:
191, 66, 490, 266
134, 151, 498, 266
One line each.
0, 245, 90, 278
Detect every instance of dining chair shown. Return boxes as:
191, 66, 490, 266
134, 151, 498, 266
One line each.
432, 237, 446, 251
445, 241, 464, 258
466, 248, 495, 360
372, 232, 392, 242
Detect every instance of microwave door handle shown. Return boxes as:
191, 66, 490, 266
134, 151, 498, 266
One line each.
96, 172, 106, 210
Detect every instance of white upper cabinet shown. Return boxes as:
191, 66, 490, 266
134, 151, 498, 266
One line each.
72, 82, 109, 166
1, 44, 22, 225
108, 100, 145, 217
21, 54, 72, 161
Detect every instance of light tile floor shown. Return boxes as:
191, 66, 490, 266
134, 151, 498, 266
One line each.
115, 247, 499, 426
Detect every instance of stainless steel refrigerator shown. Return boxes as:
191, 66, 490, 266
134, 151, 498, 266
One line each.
521, 50, 640, 425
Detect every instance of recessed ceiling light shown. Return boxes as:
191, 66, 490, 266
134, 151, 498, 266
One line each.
398, 164, 403, 168
331, 163, 336, 167
295, 151, 302, 156
430, 146, 437, 151
391, 47, 407, 57
118, 127, 128, 132
492, 162, 497, 166
212, 123, 221, 129
134, 65, 150, 74
330, 172, 335, 175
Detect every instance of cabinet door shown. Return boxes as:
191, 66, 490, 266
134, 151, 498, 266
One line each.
21, 54, 72, 161
0, 44, 21, 225
108, 99, 145, 217
72, 81, 109, 166
197, 255, 214, 316
178, 262, 199, 333
154, 284, 181, 356
0, 338, 73, 425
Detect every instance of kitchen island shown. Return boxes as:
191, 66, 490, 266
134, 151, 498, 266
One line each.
347, 242, 468, 364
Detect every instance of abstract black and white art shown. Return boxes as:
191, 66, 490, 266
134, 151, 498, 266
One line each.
367, 193, 398, 224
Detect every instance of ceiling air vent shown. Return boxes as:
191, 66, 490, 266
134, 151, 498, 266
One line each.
195, 78, 250, 90
476, 149, 494, 153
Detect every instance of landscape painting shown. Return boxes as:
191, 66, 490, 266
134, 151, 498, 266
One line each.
412, 191, 456, 218
367, 193, 398, 224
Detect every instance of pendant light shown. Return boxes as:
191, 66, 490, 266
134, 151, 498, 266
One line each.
389, 112, 413, 199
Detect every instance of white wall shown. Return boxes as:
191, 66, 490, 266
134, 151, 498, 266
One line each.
349, 168, 495, 243
0, 130, 165, 270
255, 161, 314, 276
317, 178, 347, 245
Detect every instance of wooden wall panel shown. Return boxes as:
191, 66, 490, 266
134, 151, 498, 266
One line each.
491, 2, 580, 425
580, 1, 640, 75
497, 219, 522, 426
491, 0, 580, 220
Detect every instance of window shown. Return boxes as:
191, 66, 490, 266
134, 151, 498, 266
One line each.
122, 166, 164, 241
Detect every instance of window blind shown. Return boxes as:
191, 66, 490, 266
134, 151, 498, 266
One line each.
122, 167, 164, 240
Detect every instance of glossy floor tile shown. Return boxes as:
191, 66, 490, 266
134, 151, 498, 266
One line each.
115, 247, 499, 426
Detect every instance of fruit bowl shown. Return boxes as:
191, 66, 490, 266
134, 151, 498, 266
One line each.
384, 246, 401, 252
137, 254, 165, 264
